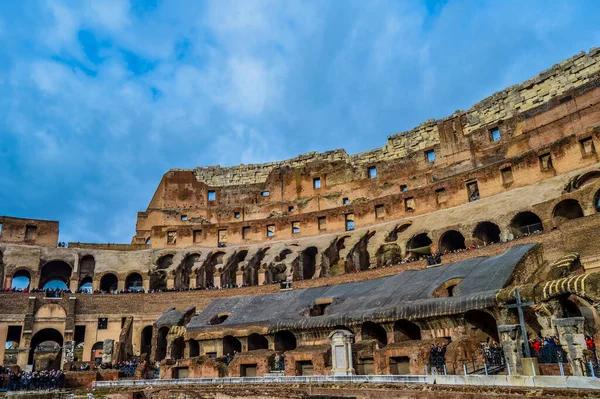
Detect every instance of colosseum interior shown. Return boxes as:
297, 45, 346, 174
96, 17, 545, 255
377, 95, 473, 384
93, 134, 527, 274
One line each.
3, 49, 600, 393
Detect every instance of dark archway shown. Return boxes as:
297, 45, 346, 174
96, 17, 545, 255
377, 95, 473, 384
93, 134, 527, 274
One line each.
78, 276, 93, 293
552, 199, 584, 225
473, 222, 501, 245
301, 247, 318, 280
39, 260, 72, 289
222, 250, 247, 287
438, 230, 466, 252
28, 328, 63, 368
465, 310, 499, 342
91, 341, 103, 363
361, 322, 387, 347
407, 233, 432, 256
248, 333, 269, 351
197, 252, 223, 288
99, 273, 118, 292
510, 211, 543, 237
393, 320, 421, 342
156, 326, 169, 361
223, 335, 242, 355
12, 269, 31, 290
79, 255, 95, 282
274, 330, 297, 351
157, 254, 174, 270
125, 272, 143, 291
171, 337, 185, 360
175, 253, 200, 290
141, 326, 153, 358
189, 339, 200, 357
595, 190, 600, 213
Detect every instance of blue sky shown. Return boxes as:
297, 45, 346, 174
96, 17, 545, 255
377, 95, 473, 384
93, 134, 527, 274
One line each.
0, 0, 599, 244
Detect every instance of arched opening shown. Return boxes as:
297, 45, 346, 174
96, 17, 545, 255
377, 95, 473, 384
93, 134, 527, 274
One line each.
125, 272, 143, 292
244, 250, 266, 287
171, 337, 185, 360
175, 253, 200, 290
222, 250, 248, 287
157, 254, 174, 270
510, 211, 543, 237
209, 314, 229, 325
406, 233, 432, 257
386, 223, 411, 242
438, 230, 466, 252
189, 339, 200, 357
595, 190, 600, 213
274, 330, 297, 352
28, 328, 63, 370
78, 276, 93, 293
247, 333, 269, 351
552, 199, 584, 225
361, 321, 387, 347
393, 320, 421, 342
155, 326, 169, 361
141, 326, 153, 358
473, 222, 501, 245
223, 335, 242, 356
151, 255, 173, 291
197, 252, 223, 288
12, 269, 31, 291
79, 255, 95, 282
99, 273, 118, 292
301, 247, 318, 280
39, 260, 72, 290
91, 341, 104, 363
464, 310, 499, 342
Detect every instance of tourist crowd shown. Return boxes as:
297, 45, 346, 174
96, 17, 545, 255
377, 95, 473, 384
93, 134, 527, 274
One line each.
69, 359, 138, 377
480, 341, 504, 366
5, 369, 64, 391
528, 335, 567, 363
429, 343, 447, 372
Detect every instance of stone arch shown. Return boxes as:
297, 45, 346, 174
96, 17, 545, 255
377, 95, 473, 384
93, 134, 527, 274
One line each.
510, 211, 543, 237
472, 221, 501, 245
140, 325, 153, 358
300, 247, 318, 280
155, 326, 169, 361
552, 199, 584, 225
125, 272, 143, 291
332, 326, 354, 335
35, 303, 67, 320
575, 170, 600, 189
79, 255, 95, 281
197, 252, 224, 288
12, 269, 31, 290
78, 276, 93, 292
189, 339, 200, 357
274, 330, 297, 351
28, 328, 63, 368
222, 250, 248, 287
39, 260, 72, 289
223, 335, 242, 355
361, 321, 387, 347
247, 333, 269, 351
91, 341, 104, 363
438, 230, 466, 252
432, 278, 464, 298
386, 223, 412, 242
99, 272, 118, 292
209, 313, 230, 325
156, 254, 175, 270
175, 253, 200, 290
406, 233, 432, 257
171, 336, 185, 360
393, 320, 421, 342
464, 310, 499, 342
244, 250, 267, 287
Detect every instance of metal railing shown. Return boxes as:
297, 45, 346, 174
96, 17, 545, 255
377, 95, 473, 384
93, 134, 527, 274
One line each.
93, 374, 427, 388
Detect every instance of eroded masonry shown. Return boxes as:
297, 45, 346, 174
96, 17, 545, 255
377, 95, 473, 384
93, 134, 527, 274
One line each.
3, 49, 600, 385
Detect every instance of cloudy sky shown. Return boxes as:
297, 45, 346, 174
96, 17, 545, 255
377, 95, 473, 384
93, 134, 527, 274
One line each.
0, 0, 599, 244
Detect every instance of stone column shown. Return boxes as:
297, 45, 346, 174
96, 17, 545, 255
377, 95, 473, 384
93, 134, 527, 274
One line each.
102, 339, 115, 364
553, 317, 587, 376
236, 270, 244, 287
498, 324, 523, 374
329, 329, 355, 376
189, 273, 197, 289
214, 271, 222, 288
258, 268, 267, 286
62, 340, 75, 367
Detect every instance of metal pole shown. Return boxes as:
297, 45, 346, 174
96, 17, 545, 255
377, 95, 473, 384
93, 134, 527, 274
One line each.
506, 361, 511, 376
443, 365, 447, 376
559, 362, 564, 377
531, 362, 536, 376
424, 365, 428, 376
515, 290, 531, 358
591, 361, 596, 378
484, 362, 488, 376
463, 364, 467, 376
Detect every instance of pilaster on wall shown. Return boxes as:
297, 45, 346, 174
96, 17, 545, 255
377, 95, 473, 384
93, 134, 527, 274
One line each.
498, 324, 523, 374
553, 317, 588, 376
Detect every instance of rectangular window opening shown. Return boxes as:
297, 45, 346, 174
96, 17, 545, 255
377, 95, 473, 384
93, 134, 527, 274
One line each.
539, 153, 553, 171
436, 188, 447, 204
218, 229, 228, 247
375, 204, 385, 218
489, 127, 501, 142
313, 178, 321, 189
425, 149, 436, 163
292, 221, 301, 234
345, 214, 355, 231
318, 216, 327, 231
234, 212, 241, 219
181, 215, 187, 221
242, 226, 251, 240
193, 230, 202, 243
580, 137, 596, 156
404, 197, 415, 212
288, 206, 295, 213
368, 167, 377, 179
266, 225, 275, 237
167, 230, 177, 244
467, 181, 480, 202
261, 191, 270, 197
400, 184, 408, 192
501, 166, 514, 184
98, 318, 108, 330
207, 191, 216, 201
343, 198, 349, 205
25, 225, 37, 241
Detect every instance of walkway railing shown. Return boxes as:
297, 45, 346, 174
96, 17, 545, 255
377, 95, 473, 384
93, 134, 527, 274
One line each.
93, 375, 427, 388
